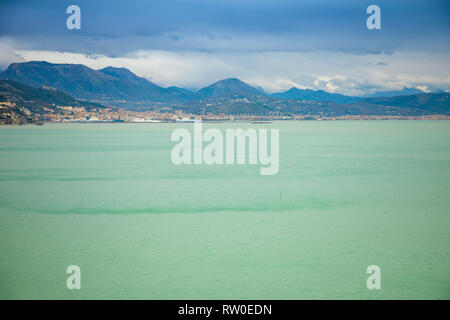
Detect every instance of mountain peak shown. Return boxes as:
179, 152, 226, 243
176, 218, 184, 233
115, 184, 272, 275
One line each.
197, 78, 264, 99
272, 87, 359, 103
9, 61, 88, 69
217, 77, 243, 83
361, 86, 428, 98
98, 66, 134, 77
0, 61, 170, 101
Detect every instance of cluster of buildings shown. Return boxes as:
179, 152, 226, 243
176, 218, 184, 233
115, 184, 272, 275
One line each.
2, 102, 449, 125
46, 106, 121, 122
47, 107, 296, 123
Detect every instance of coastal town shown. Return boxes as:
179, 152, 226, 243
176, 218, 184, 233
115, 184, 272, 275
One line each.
1, 101, 449, 125
1, 61, 449, 125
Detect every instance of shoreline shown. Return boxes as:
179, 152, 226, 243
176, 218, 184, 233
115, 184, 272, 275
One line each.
2, 117, 450, 126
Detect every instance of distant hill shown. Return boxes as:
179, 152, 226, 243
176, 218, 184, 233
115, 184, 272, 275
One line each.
0, 61, 448, 117
165, 86, 196, 101
357, 92, 450, 115
0, 61, 191, 103
360, 87, 428, 98
256, 86, 269, 95
0, 62, 270, 109
0, 80, 103, 110
272, 87, 359, 103
196, 78, 266, 99
0, 80, 106, 124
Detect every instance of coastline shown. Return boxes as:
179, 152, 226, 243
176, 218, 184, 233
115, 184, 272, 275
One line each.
2, 115, 450, 126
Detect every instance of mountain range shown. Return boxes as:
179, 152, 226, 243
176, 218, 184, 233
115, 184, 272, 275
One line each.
271, 87, 360, 103
0, 61, 449, 116
197, 78, 265, 99
359, 87, 444, 98
0, 80, 103, 110
0, 61, 193, 103
0, 79, 105, 124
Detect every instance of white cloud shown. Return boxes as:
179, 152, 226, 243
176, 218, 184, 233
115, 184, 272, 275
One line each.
9, 47, 450, 95
0, 38, 25, 70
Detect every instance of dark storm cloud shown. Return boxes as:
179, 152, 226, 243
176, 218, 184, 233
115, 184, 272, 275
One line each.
0, 0, 449, 55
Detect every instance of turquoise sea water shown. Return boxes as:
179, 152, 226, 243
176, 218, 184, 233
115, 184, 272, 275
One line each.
0, 121, 449, 299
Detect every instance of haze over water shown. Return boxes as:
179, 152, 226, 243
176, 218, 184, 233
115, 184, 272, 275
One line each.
0, 121, 449, 299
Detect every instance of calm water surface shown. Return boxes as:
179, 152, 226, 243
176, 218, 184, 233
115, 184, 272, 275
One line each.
0, 121, 449, 299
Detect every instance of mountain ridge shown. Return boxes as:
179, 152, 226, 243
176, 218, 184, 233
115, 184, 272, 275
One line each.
360, 87, 428, 98
0, 79, 107, 124
272, 87, 360, 103
196, 78, 266, 99
0, 61, 190, 103
0, 61, 449, 116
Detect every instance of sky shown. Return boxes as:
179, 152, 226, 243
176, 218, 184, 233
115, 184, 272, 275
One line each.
0, 0, 449, 95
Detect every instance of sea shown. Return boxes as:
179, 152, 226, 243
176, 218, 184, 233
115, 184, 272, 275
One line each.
0, 121, 449, 299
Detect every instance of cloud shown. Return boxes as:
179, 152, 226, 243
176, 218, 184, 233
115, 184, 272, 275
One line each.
1, 0, 449, 56
0, 38, 25, 70
0, 0, 448, 94
12, 48, 450, 95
